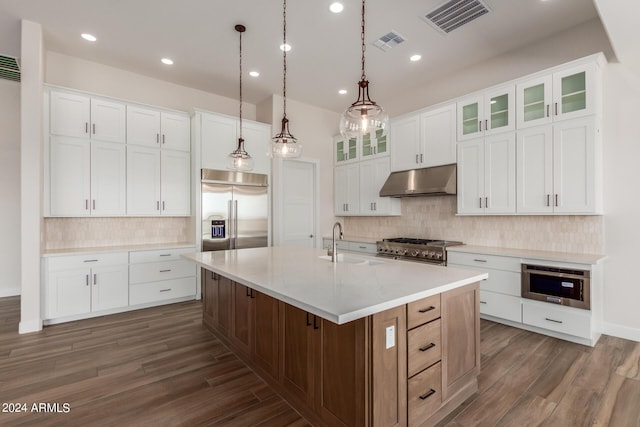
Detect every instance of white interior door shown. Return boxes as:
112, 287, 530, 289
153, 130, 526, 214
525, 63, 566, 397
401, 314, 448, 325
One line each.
279, 159, 318, 248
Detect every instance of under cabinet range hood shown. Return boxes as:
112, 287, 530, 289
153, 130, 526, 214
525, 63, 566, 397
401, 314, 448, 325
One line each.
379, 163, 457, 197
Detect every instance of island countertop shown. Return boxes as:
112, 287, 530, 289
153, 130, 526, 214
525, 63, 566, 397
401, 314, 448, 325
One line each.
183, 246, 487, 324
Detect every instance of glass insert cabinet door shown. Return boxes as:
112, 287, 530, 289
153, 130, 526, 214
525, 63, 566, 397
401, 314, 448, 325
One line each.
361, 129, 387, 158
334, 135, 358, 164
517, 75, 553, 129
457, 95, 483, 141
484, 85, 515, 136
552, 62, 595, 121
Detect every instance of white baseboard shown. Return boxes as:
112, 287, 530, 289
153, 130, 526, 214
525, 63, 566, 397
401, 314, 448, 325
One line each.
602, 321, 640, 343
0, 287, 20, 298
19, 319, 43, 334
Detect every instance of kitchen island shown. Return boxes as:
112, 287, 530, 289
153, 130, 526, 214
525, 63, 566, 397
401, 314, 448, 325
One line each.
183, 246, 487, 427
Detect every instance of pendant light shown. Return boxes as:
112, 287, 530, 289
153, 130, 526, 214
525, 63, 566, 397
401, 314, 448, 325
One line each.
339, 0, 389, 140
271, 0, 302, 158
227, 24, 254, 171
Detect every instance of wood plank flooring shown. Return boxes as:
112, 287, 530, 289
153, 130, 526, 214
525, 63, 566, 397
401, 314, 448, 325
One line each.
1, 296, 639, 426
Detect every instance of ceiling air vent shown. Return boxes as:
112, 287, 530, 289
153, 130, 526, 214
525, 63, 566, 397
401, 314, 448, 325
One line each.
0, 54, 20, 82
372, 31, 406, 52
423, 0, 491, 34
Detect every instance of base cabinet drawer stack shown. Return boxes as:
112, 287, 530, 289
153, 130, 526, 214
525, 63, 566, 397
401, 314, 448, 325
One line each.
129, 247, 196, 305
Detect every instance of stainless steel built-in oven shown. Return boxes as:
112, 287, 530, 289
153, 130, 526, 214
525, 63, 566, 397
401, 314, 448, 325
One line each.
522, 264, 590, 310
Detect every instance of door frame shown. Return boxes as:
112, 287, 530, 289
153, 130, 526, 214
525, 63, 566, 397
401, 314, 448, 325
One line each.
273, 157, 320, 248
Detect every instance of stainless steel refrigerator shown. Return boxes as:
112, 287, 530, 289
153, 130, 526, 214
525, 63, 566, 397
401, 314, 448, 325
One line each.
201, 169, 268, 252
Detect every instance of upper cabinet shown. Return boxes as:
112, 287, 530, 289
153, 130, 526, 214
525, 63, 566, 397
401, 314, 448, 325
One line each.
457, 85, 515, 141
334, 134, 359, 165
360, 129, 388, 159
390, 103, 456, 172
127, 105, 190, 151
516, 61, 598, 129
197, 111, 271, 175
50, 90, 126, 143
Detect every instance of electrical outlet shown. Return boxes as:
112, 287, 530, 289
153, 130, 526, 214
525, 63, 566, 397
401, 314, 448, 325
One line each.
385, 325, 395, 349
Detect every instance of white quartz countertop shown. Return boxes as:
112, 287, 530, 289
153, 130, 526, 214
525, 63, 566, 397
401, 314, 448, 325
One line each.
42, 242, 196, 257
182, 246, 487, 324
446, 245, 607, 265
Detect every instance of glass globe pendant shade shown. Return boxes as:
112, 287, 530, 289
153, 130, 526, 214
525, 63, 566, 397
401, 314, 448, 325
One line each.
227, 138, 254, 171
340, 79, 389, 140
271, 117, 302, 158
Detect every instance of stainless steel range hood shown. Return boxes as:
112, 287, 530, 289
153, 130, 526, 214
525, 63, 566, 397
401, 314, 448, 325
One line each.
379, 163, 457, 197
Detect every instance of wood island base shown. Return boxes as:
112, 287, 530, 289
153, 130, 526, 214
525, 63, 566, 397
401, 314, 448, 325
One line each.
201, 269, 480, 427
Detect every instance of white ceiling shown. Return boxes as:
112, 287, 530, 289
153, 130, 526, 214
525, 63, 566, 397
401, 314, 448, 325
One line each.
0, 0, 600, 113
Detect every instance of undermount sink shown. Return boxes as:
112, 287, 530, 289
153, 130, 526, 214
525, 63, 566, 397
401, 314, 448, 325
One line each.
318, 254, 385, 266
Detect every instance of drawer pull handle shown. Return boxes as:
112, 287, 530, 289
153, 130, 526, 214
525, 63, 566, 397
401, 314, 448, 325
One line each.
473, 259, 487, 263
358, 246, 366, 249
83, 259, 98, 263
159, 269, 172, 273
419, 343, 436, 352
419, 389, 436, 400
159, 254, 172, 257
160, 288, 172, 293
480, 301, 487, 304
545, 317, 563, 324
418, 306, 436, 313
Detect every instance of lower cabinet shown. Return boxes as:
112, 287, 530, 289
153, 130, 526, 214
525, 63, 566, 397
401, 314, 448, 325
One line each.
201, 272, 480, 427
44, 252, 129, 320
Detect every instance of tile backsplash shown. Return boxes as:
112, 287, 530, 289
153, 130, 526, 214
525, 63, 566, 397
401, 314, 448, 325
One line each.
44, 217, 193, 250
344, 197, 604, 254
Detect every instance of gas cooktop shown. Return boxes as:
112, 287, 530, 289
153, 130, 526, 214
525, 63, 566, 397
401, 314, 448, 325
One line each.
376, 237, 463, 265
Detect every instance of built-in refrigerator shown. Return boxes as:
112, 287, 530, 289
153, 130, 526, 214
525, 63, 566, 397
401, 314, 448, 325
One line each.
201, 169, 268, 252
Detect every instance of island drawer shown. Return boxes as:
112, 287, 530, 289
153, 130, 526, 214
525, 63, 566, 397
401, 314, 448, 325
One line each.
129, 260, 196, 284
408, 361, 442, 426
407, 319, 441, 378
447, 252, 521, 272
408, 294, 441, 329
129, 277, 196, 305
129, 247, 195, 264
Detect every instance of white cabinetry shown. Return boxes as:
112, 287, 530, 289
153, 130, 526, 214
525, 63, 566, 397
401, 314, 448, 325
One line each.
334, 163, 360, 215
334, 134, 359, 165
198, 111, 271, 175
127, 105, 190, 151
390, 103, 456, 172
127, 147, 190, 216
360, 130, 388, 160
517, 117, 600, 214
359, 157, 401, 215
457, 85, 515, 141
129, 247, 197, 305
50, 90, 126, 143
516, 61, 599, 129
457, 133, 516, 215
448, 251, 522, 323
44, 252, 129, 320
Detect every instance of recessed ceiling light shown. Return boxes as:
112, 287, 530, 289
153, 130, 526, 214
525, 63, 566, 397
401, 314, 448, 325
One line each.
338, 89, 347, 95
280, 43, 292, 52
81, 33, 97, 42
410, 54, 422, 62
329, 2, 344, 13
249, 71, 260, 77
161, 58, 174, 65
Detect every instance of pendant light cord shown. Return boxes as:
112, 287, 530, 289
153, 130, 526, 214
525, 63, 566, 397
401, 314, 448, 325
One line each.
282, 0, 288, 119
239, 27, 243, 141
360, 0, 366, 81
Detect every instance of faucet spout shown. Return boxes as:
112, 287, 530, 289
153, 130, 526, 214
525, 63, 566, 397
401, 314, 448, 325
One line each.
331, 222, 343, 263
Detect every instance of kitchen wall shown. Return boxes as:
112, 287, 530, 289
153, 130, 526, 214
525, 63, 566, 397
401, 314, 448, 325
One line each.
0, 79, 21, 296
345, 198, 603, 254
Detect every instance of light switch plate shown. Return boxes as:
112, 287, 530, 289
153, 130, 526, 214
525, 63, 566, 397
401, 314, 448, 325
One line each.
385, 325, 395, 349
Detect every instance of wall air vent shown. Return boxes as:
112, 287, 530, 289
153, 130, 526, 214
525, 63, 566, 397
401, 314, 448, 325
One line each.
423, 0, 491, 34
372, 31, 406, 52
0, 54, 20, 82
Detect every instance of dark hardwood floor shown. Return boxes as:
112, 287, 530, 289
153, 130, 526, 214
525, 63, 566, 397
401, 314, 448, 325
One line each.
1, 296, 639, 426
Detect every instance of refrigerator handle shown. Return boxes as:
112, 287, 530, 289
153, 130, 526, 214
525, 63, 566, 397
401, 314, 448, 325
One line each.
234, 199, 239, 247
228, 199, 234, 249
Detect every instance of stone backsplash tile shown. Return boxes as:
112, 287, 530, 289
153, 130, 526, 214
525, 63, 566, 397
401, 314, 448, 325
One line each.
44, 217, 193, 250
344, 197, 604, 254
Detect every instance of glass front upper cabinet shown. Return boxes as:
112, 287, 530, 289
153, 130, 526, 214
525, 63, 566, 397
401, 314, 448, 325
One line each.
457, 86, 514, 141
334, 135, 358, 164
361, 129, 388, 158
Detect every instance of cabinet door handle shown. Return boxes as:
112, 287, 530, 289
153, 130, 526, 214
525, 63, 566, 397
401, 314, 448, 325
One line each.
250, 289, 255, 299
306, 312, 312, 326
546, 104, 550, 118
473, 259, 487, 263
419, 343, 436, 352
416, 154, 419, 164
85, 122, 89, 134
555, 194, 559, 207
157, 201, 160, 211
545, 317, 563, 324
85, 199, 89, 210
157, 133, 160, 144
420, 153, 423, 163
485, 197, 488, 209
479, 120, 482, 132
92, 123, 96, 135
485, 119, 488, 131
418, 306, 435, 313
159, 269, 171, 273
86, 274, 89, 286
419, 389, 436, 400
246, 286, 251, 297
346, 203, 349, 212
92, 200, 96, 210
93, 274, 97, 285
479, 197, 483, 208
162, 201, 165, 211
373, 202, 377, 211
159, 254, 172, 257
160, 288, 172, 293
83, 259, 98, 263
358, 246, 366, 249
547, 194, 550, 207
480, 301, 487, 304
555, 102, 558, 116
162, 134, 165, 144
313, 315, 320, 330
